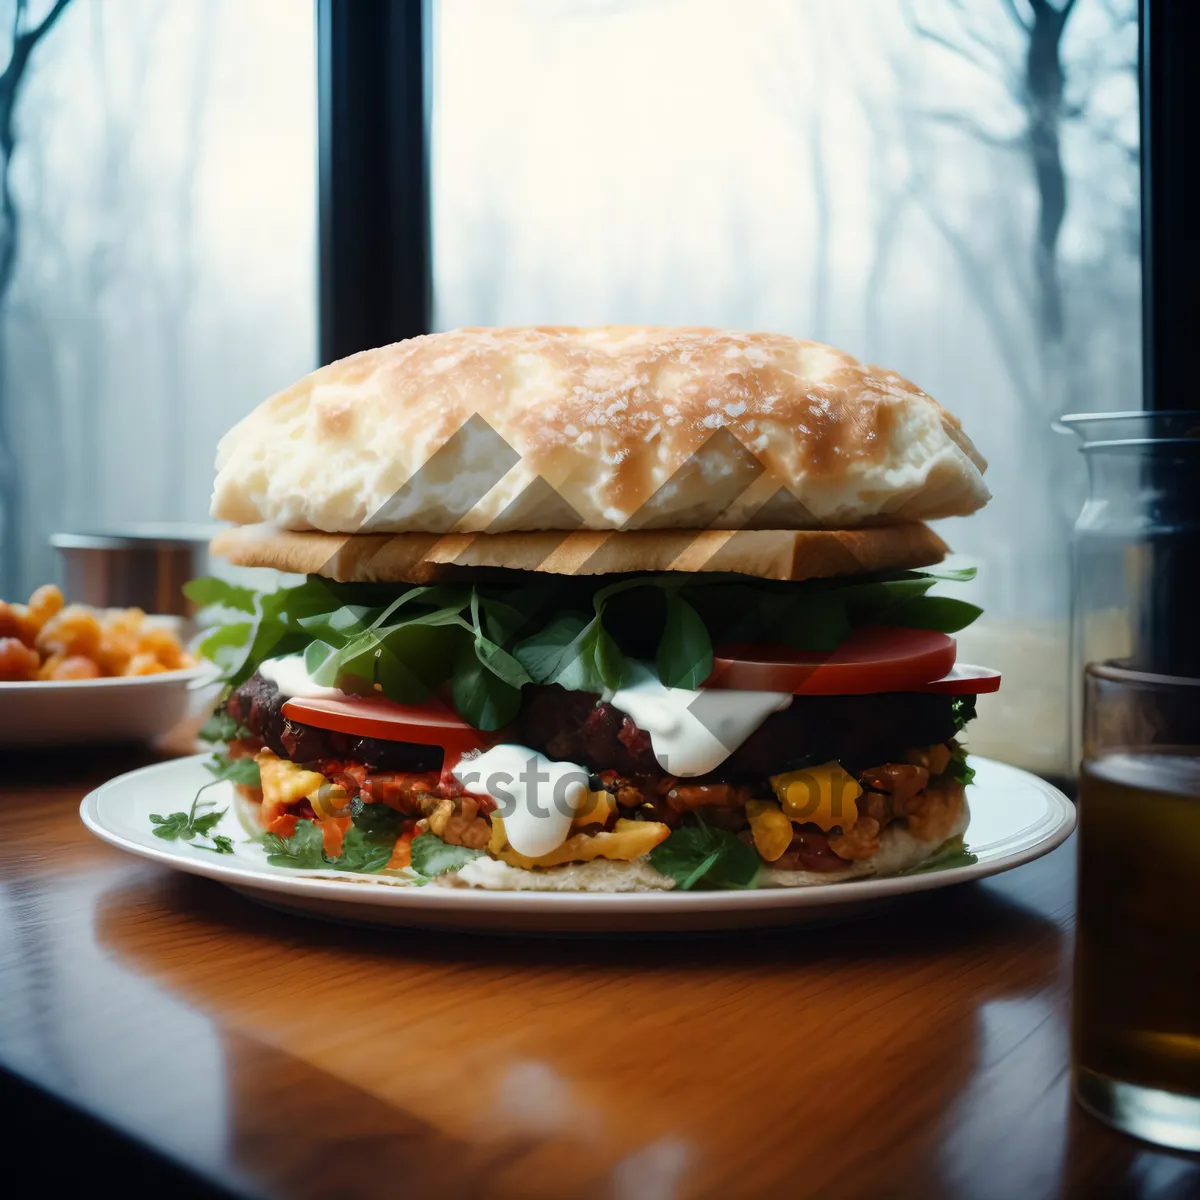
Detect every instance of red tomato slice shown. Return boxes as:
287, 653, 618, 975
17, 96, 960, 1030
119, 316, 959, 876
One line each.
281, 694, 491, 755
910, 663, 1001, 695
705, 627, 958, 695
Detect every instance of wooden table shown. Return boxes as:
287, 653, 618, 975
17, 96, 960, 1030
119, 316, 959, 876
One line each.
2, 746, 1197, 1199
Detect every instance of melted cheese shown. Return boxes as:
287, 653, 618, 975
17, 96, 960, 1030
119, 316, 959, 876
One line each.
487, 815, 670, 870
770, 762, 862, 833
255, 750, 328, 823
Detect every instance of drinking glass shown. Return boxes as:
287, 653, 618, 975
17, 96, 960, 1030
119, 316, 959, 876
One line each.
1072, 663, 1200, 1151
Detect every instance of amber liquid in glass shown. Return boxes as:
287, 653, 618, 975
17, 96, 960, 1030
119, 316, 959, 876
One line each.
1074, 752, 1200, 1107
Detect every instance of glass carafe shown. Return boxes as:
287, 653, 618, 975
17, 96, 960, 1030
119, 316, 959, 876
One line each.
1060, 411, 1200, 762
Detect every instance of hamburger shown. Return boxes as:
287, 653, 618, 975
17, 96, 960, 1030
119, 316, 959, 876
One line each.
190, 326, 998, 891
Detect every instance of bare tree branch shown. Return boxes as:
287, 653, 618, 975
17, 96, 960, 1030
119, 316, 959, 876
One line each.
908, 21, 994, 75
1000, 0, 1033, 33
922, 110, 1025, 151
0, 0, 74, 593
902, 0, 1019, 92
915, 193, 1041, 412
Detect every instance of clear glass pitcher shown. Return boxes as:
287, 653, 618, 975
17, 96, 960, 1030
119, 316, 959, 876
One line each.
1060, 411, 1200, 761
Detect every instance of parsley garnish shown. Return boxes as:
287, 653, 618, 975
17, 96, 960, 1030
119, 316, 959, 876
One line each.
149, 795, 235, 854
262, 813, 409, 875
204, 752, 261, 788
647, 815, 760, 890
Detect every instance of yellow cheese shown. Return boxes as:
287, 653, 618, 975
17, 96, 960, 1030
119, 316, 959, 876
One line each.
255, 750, 328, 823
745, 799, 793, 862
571, 789, 618, 829
770, 762, 862, 834
488, 816, 670, 870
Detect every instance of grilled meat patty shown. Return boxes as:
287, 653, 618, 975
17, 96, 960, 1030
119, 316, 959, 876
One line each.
228, 673, 959, 783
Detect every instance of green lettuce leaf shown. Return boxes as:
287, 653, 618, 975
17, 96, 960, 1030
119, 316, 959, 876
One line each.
183, 576, 257, 614
648, 818, 761, 890
190, 566, 985, 727
204, 752, 261, 788
410, 833, 483, 877
656, 593, 712, 689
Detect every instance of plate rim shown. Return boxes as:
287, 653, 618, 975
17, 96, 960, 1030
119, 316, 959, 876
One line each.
0, 663, 214, 693
79, 753, 1076, 912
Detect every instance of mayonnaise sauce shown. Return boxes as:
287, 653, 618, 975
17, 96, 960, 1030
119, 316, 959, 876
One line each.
453, 744, 590, 858
257, 653, 345, 701
606, 662, 792, 777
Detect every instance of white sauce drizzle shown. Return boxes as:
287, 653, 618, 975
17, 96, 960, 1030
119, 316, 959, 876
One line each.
257, 653, 345, 701
605, 662, 792, 778
453, 744, 590, 858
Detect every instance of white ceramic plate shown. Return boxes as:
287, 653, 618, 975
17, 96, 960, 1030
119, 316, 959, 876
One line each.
1, 666, 218, 748
80, 754, 1075, 932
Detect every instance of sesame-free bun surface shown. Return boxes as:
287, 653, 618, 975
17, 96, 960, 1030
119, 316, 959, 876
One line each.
210, 522, 948, 584
211, 327, 989, 535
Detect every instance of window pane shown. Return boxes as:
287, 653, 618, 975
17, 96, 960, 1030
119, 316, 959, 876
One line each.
431, 0, 1140, 772
1, 0, 316, 595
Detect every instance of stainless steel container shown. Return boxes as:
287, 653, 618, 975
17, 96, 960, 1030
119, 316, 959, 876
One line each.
50, 525, 216, 616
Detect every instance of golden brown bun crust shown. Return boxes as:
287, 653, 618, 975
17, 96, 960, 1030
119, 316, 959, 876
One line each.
211, 522, 948, 584
211, 327, 989, 535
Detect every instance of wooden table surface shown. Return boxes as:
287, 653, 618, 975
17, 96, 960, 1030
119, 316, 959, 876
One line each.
2, 745, 1197, 1200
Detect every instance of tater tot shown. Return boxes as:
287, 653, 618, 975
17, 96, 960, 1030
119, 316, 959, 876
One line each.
26, 584, 64, 629
125, 652, 169, 676
35, 605, 103, 660
136, 625, 188, 670
48, 655, 103, 681
0, 602, 22, 642
1, 589, 189, 680
37, 653, 65, 680
0, 601, 38, 647
0, 637, 40, 681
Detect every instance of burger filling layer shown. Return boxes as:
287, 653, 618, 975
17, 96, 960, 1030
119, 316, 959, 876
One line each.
225, 672, 971, 879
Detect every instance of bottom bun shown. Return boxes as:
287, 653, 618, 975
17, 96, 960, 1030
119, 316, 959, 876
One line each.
439, 855, 677, 892
232, 786, 267, 838
757, 789, 970, 888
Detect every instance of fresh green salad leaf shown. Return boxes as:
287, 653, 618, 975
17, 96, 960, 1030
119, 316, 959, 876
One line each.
335, 825, 400, 873
656, 593, 712, 689
197, 621, 254, 669
648, 817, 761, 890
262, 820, 326, 869
183, 576, 258, 614
410, 832, 483, 877
262, 810, 406, 874
189, 566, 984, 728
198, 709, 251, 745
149, 796, 234, 854
348, 797, 407, 838
205, 752, 261, 788
945, 745, 977, 787
885, 595, 983, 633
949, 695, 978, 736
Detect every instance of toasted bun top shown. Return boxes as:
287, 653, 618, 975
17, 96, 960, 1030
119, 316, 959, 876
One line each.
211, 327, 988, 534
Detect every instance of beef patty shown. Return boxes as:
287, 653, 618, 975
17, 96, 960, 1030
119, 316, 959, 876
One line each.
227, 673, 959, 782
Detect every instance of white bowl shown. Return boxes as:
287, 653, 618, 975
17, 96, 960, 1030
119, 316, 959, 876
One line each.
0, 665, 218, 748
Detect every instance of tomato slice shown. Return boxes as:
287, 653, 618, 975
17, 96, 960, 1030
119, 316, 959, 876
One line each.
910, 663, 1001, 695
281, 694, 491, 755
705, 627, 958, 695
